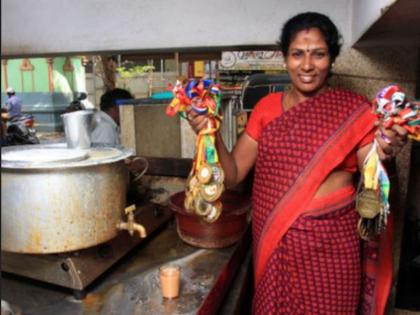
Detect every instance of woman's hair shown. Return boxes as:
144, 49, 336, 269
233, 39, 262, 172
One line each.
278, 12, 342, 63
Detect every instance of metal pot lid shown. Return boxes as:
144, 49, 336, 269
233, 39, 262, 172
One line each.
2, 148, 88, 164
1, 144, 134, 169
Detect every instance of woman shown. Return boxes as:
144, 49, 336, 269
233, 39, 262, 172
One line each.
188, 12, 407, 314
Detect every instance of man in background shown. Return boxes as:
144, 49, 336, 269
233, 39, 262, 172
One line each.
2, 87, 22, 121
91, 88, 146, 185
91, 88, 133, 145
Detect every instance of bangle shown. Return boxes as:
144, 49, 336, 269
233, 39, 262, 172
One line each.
380, 130, 392, 144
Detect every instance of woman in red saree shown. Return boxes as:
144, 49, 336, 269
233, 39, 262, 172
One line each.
187, 12, 407, 314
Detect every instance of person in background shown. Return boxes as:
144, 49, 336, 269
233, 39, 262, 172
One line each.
91, 88, 133, 146
0, 118, 6, 145
64, 100, 84, 113
187, 12, 407, 315
2, 87, 22, 121
64, 92, 95, 113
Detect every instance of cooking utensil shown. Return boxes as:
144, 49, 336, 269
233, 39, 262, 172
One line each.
1, 144, 133, 254
169, 190, 250, 249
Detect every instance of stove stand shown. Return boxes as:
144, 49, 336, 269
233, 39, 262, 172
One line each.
1, 203, 172, 299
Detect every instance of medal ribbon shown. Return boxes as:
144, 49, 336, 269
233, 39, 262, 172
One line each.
166, 79, 225, 223
362, 141, 390, 215
358, 85, 419, 237
165, 79, 223, 175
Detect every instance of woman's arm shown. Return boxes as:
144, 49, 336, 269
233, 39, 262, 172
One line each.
215, 131, 258, 188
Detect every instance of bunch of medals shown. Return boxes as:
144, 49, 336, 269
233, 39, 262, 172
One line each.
166, 79, 225, 223
356, 84, 419, 240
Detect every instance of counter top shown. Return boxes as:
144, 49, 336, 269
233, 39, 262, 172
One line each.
1, 217, 252, 315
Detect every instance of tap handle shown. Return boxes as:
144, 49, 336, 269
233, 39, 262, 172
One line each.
125, 204, 136, 215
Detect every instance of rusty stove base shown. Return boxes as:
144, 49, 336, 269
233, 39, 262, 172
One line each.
1, 203, 172, 298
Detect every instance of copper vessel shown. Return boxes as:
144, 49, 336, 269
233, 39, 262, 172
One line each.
169, 190, 250, 249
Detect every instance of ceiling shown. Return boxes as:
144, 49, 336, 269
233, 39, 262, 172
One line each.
354, 0, 420, 48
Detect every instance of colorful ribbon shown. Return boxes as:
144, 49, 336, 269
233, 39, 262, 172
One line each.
166, 79, 224, 222
165, 79, 222, 172
373, 84, 420, 140
359, 85, 419, 238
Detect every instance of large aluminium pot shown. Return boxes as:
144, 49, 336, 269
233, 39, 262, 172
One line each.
1, 143, 133, 254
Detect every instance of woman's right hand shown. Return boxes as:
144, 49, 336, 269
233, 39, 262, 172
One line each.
185, 105, 209, 134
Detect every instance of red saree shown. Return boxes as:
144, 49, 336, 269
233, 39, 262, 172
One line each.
251, 88, 393, 315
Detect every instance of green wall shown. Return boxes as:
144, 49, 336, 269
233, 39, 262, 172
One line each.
2, 58, 49, 92
1, 57, 86, 132
1, 57, 84, 93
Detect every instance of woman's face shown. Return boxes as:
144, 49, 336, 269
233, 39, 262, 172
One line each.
285, 27, 331, 98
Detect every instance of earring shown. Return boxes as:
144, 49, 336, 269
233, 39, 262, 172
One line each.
331, 62, 335, 68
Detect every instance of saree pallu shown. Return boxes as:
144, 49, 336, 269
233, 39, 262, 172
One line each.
251, 89, 393, 315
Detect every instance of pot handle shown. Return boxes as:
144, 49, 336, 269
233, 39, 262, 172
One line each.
126, 156, 149, 183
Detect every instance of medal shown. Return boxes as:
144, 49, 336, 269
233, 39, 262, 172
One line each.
203, 201, 222, 223
355, 188, 382, 219
356, 138, 389, 239
186, 175, 198, 190
197, 164, 213, 184
357, 218, 373, 241
184, 192, 194, 213
356, 85, 419, 239
194, 197, 213, 216
200, 182, 223, 202
167, 79, 225, 223
211, 165, 225, 184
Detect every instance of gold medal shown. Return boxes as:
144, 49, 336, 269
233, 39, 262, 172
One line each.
197, 164, 213, 184
186, 175, 199, 190
356, 188, 382, 219
184, 192, 194, 213
211, 165, 225, 184
357, 218, 371, 241
194, 198, 213, 216
203, 201, 222, 223
190, 183, 201, 199
200, 182, 223, 202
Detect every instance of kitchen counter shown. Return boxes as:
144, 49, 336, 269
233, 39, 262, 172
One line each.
1, 217, 252, 315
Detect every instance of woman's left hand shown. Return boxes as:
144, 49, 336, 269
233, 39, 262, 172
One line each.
375, 122, 408, 161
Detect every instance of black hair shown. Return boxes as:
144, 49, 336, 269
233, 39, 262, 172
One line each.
278, 12, 342, 63
65, 101, 83, 113
99, 88, 133, 112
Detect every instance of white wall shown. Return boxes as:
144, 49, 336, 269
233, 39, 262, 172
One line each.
2, 0, 351, 57
351, 0, 398, 45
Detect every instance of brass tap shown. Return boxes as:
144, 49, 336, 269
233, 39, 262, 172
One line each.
116, 204, 147, 238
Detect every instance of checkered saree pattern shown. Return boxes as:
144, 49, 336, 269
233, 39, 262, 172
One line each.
253, 198, 361, 314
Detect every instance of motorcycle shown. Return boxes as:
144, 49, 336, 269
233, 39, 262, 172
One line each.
4, 113, 40, 145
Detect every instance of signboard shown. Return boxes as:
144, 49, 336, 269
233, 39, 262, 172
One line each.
219, 51, 285, 71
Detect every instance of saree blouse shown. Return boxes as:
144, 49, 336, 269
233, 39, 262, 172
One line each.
245, 92, 375, 173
